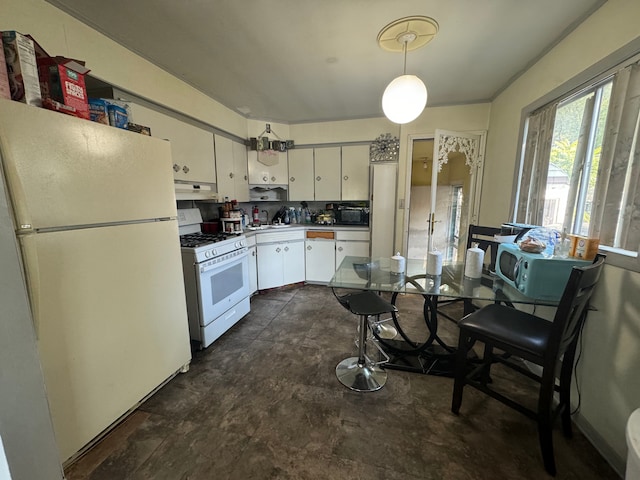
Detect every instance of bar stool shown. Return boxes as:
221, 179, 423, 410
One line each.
334, 290, 397, 392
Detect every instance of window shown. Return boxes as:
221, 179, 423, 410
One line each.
516, 61, 640, 264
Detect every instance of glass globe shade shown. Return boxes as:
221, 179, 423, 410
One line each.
382, 74, 428, 124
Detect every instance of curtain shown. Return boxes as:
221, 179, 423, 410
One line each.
591, 62, 640, 250
516, 102, 558, 225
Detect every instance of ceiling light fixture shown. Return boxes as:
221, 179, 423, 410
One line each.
378, 16, 438, 124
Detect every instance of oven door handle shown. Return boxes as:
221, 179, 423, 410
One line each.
199, 248, 248, 274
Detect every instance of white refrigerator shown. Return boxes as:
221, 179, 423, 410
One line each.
0, 99, 192, 463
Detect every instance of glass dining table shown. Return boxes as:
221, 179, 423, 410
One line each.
328, 256, 560, 376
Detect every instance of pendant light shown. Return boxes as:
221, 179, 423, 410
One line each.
378, 16, 438, 125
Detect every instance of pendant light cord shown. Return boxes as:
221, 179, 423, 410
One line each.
402, 39, 408, 75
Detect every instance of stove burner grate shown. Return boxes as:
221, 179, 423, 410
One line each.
180, 232, 233, 248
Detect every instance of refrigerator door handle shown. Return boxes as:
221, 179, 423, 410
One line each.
19, 235, 41, 338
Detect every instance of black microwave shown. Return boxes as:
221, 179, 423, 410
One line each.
335, 204, 369, 226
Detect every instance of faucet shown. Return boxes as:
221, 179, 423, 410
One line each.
262, 210, 269, 225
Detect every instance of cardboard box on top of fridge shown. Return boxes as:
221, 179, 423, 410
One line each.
1, 31, 42, 106
0, 36, 11, 99
27, 34, 91, 120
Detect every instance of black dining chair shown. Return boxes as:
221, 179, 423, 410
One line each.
451, 254, 605, 476
437, 224, 502, 322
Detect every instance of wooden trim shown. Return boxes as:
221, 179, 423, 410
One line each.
306, 230, 334, 239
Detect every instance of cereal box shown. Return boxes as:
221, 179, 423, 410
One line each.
2, 31, 42, 106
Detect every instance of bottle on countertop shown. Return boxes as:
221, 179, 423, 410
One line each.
284, 209, 290, 224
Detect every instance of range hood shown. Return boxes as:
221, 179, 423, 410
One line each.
174, 183, 217, 201
249, 184, 288, 202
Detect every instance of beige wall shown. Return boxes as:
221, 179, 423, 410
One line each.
485, 0, 640, 473
4, 0, 248, 138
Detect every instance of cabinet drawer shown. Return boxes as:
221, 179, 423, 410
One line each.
306, 230, 335, 240
256, 230, 305, 244
336, 230, 370, 241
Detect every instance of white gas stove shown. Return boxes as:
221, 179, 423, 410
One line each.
178, 208, 250, 348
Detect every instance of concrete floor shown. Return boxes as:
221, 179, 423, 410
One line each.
65, 285, 619, 479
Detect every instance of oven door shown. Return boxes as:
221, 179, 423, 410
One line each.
196, 249, 250, 327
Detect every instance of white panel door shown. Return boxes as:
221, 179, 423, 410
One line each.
288, 148, 314, 201
429, 129, 484, 260
214, 135, 234, 200
305, 239, 336, 283
283, 241, 306, 285
336, 240, 370, 269
341, 145, 370, 201
21, 220, 191, 461
128, 103, 216, 185
232, 140, 250, 202
370, 163, 397, 259
314, 147, 341, 201
257, 244, 283, 289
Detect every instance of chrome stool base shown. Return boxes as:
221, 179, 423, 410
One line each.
374, 323, 398, 339
336, 357, 387, 392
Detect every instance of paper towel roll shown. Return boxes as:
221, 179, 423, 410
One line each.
391, 252, 406, 274
426, 251, 443, 276
464, 245, 484, 279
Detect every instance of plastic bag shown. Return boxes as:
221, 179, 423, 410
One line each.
517, 227, 560, 256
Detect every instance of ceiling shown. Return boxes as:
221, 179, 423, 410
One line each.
46, 0, 605, 124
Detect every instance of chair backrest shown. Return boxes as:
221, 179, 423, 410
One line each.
467, 224, 502, 272
548, 254, 605, 360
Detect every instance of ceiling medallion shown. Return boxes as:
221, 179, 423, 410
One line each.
370, 133, 400, 162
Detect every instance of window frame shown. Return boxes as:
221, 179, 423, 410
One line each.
510, 41, 640, 272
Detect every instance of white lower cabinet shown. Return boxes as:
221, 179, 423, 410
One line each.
335, 230, 370, 268
305, 237, 336, 283
256, 230, 305, 290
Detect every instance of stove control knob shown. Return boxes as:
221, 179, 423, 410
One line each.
204, 250, 211, 259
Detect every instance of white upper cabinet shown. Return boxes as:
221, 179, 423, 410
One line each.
341, 145, 370, 201
313, 147, 341, 201
288, 148, 314, 201
215, 135, 249, 202
247, 150, 288, 185
128, 103, 216, 184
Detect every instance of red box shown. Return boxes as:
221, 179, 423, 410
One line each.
28, 35, 91, 119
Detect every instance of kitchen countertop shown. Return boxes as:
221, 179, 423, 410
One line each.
242, 224, 369, 237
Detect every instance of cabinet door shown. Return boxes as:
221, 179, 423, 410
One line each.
232, 140, 249, 202
257, 244, 283, 290
341, 145, 370, 201
282, 241, 305, 285
305, 239, 336, 283
214, 135, 234, 200
288, 148, 314, 201
336, 241, 370, 270
248, 246, 258, 294
247, 151, 269, 185
314, 147, 341, 201
247, 150, 288, 185
129, 103, 216, 184
269, 151, 289, 185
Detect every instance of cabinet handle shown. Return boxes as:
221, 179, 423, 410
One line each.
229, 172, 234, 178
244, 175, 248, 181
344, 175, 348, 181
252, 250, 255, 256
173, 163, 180, 172
316, 176, 321, 181
338, 246, 343, 251
271, 176, 276, 182
263, 176, 268, 182
307, 245, 312, 250
182, 165, 190, 173
284, 246, 289, 252
290, 176, 295, 182
276, 247, 281, 253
